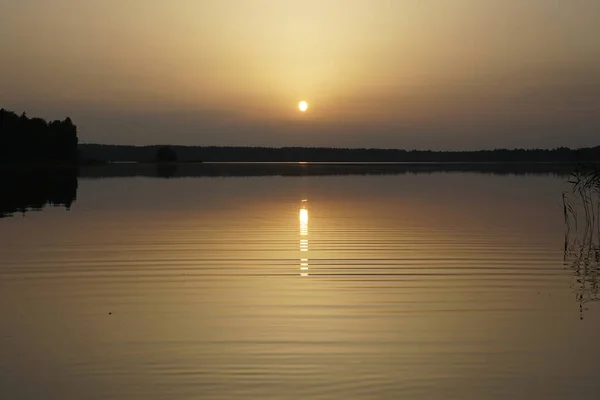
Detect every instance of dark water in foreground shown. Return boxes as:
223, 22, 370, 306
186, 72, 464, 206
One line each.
1, 171, 600, 399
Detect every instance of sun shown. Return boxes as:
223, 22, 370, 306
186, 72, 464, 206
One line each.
298, 101, 308, 112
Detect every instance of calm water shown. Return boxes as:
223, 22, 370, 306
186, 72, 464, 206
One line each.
2, 171, 600, 399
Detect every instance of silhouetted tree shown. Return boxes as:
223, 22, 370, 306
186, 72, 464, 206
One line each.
156, 146, 178, 163
0, 109, 78, 163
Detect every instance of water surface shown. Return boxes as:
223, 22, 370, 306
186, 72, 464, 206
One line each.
1, 171, 599, 399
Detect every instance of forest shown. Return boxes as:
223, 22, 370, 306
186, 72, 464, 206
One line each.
0, 108, 78, 163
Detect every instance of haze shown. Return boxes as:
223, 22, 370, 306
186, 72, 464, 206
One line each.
1, 0, 599, 149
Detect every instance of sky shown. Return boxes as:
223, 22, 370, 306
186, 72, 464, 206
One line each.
1, 0, 599, 150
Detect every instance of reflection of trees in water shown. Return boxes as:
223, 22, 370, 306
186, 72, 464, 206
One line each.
156, 162, 178, 178
563, 167, 600, 319
0, 168, 78, 218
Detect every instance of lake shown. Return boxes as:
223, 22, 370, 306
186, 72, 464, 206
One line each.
1, 166, 599, 399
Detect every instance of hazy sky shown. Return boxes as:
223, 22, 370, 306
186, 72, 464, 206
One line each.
1, 0, 599, 149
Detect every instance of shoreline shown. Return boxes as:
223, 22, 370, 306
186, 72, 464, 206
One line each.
1, 160, 596, 178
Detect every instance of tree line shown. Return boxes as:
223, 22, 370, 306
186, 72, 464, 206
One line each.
1, 106, 597, 164
0, 108, 78, 163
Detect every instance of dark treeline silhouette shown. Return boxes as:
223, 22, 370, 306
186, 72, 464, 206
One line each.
0, 109, 78, 163
80, 144, 600, 163
156, 146, 178, 163
0, 167, 78, 218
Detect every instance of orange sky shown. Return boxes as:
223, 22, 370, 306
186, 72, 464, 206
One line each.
1, 0, 599, 149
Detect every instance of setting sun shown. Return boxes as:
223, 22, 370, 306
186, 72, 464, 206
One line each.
298, 101, 308, 112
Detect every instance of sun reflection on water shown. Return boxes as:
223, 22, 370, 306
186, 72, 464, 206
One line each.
300, 200, 309, 276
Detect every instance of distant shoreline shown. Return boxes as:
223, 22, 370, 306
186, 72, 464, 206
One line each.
1, 160, 595, 174
1, 160, 595, 167
2, 142, 600, 178
78, 144, 600, 164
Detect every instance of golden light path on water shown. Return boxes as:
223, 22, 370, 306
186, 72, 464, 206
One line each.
300, 200, 309, 277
